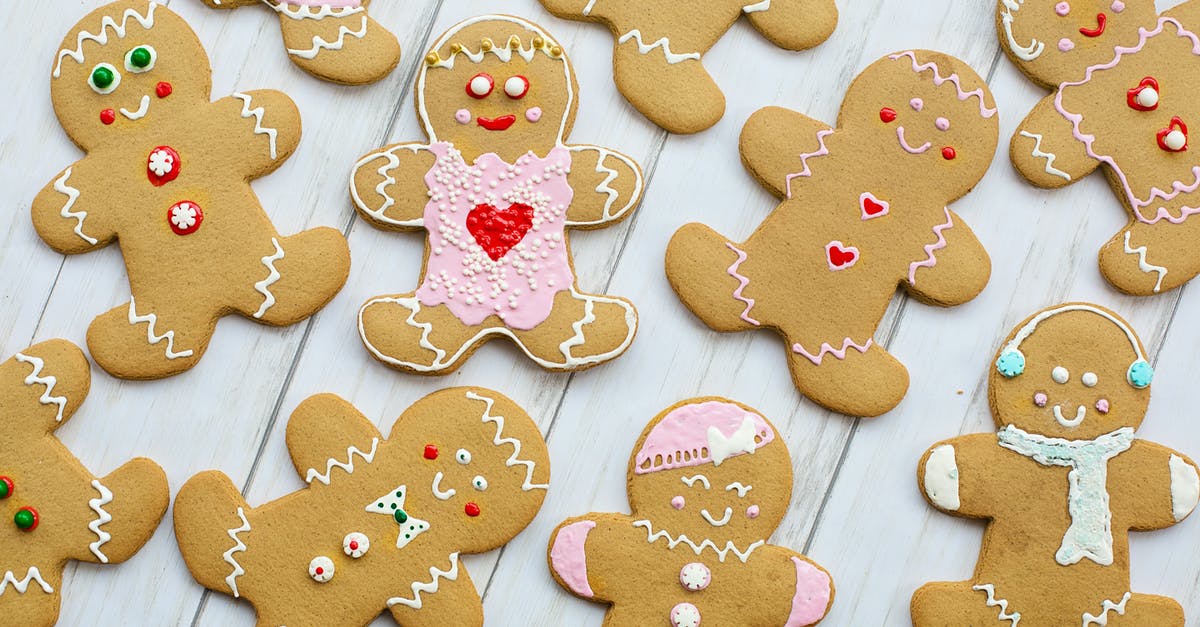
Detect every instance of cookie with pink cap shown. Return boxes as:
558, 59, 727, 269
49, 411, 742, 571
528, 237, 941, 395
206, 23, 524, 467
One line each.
548, 397, 834, 626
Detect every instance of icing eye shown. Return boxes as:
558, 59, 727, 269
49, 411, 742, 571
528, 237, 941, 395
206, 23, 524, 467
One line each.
13, 507, 37, 531
1052, 366, 1069, 384
1082, 372, 1098, 387
472, 475, 488, 490
308, 556, 335, 582
342, 532, 369, 558
467, 73, 494, 99
1158, 117, 1189, 152
1055, 2, 1070, 16
456, 449, 472, 464
0, 476, 13, 499
89, 63, 121, 95
996, 350, 1025, 377
125, 45, 157, 73
1128, 360, 1153, 388
879, 107, 897, 123
423, 444, 439, 460
504, 75, 530, 99
1128, 77, 1160, 111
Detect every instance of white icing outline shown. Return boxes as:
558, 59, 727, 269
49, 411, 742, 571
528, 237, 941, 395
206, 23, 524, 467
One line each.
127, 296, 194, 360
263, 0, 364, 20
1122, 231, 1167, 293
617, 30, 701, 65
973, 583, 1020, 625
13, 353, 67, 423
633, 519, 764, 563
386, 552, 460, 609
54, 2, 157, 78
1169, 454, 1199, 521
304, 437, 379, 485
252, 237, 285, 319
222, 507, 250, 598
924, 444, 960, 511
999, 0, 1045, 61
350, 144, 428, 227
1019, 131, 1072, 181
54, 168, 97, 245
231, 92, 279, 160
467, 391, 548, 491
680, 475, 710, 489
431, 472, 456, 500
87, 479, 114, 563
743, 0, 771, 13
0, 568, 53, 596
286, 15, 367, 60
1000, 304, 1146, 376
565, 145, 643, 226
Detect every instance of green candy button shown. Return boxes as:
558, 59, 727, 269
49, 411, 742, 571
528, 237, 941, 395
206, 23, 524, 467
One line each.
92, 66, 114, 89
14, 508, 36, 531
393, 509, 408, 524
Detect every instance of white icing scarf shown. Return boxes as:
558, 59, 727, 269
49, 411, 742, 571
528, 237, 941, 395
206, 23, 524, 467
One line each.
997, 425, 1135, 566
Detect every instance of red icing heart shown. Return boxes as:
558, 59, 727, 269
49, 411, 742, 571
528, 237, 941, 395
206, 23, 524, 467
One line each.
862, 196, 887, 217
825, 240, 859, 270
467, 202, 535, 260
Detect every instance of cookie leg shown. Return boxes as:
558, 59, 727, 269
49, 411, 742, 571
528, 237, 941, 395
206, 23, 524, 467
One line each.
1098, 221, 1200, 295
358, 294, 488, 374
511, 290, 637, 370
1100, 593, 1184, 626
1, 588, 63, 627
276, 8, 401, 85
786, 336, 908, 417
86, 297, 214, 379
242, 227, 350, 326
911, 582, 1015, 626
666, 223, 761, 333
80, 458, 169, 565
743, 0, 838, 50
610, 25, 723, 133
173, 471, 255, 600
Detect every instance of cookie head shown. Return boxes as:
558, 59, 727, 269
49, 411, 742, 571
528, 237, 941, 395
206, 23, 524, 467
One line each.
417, 16, 577, 161
628, 400, 793, 546
845, 51, 999, 192
997, 0, 1155, 85
990, 304, 1152, 439
51, 1, 211, 147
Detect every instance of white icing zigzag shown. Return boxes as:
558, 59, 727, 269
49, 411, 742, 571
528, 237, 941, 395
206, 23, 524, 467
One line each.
54, 2, 156, 78
466, 391, 548, 491
87, 479, 114, 563
618, 30, 700, 65
1019, 131, 1071, 181
231, 93, 279, 160
54, 169, 97, 245
350, 144, 426, 227
386, 552, 460, 609
286, 15, 368, 61
633, 519, 764, 563
0, 568, 53, 595
223, 507, 251, 598
558, 297, 595, 362
1122, 231, 1167, 293
565, 146, 644, 225
263, 0, 364, 20
128, 297, 195, 360
1083, 592, 1131, 626
972, 584, 1020, 626
13, 353, 68, 423
305, 437, 380, 485
252, 238, 285, 319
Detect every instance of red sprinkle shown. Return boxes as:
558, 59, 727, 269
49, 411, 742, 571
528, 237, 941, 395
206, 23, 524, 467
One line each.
423, 444, 439, 460
465, 502, 481, 517
100, 109, 116, 125
942, 147, 957, 160
156, 81, 173, 98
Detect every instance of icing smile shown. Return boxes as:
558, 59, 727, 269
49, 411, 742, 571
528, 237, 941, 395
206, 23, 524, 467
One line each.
896, 126, 931, 154
477, 115, 516, 131
700, 507, 732, 527
431, 472, 456, 500
1080, 13, 1107, 37
121, 95, 151, 121
1053, 404, 1086, 427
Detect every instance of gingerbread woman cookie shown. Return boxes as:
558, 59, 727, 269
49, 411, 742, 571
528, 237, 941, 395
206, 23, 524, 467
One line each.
33, 1, 351, 380
351, 15, 642, 375
666, 50, 997, 417
913, 303, 1200, 626
548, 398, 834, 626
175, 387, 550, 626
538, 0, 838, 133
0, 339, 169, 626
1002, 0, 1200, 294
200, 0, 400, 85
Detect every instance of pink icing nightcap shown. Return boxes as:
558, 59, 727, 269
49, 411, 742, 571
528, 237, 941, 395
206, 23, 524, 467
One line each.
550, 520, 595, 598
634, 401, 775, 475
785, 557, 832, 626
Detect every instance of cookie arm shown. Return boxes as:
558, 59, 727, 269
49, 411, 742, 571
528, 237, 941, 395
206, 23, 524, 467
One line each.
199, 0, 258, 7
740, 106, 834, 199
1, 339, 90, 435
76, 457, 169, 564
564, 145, 645, 228
213, 90, 302, 176
31, 164, 117, 254
1121, 441, 1200, 531
902, 209, 991, 306
1010, 94, 1099, 189
284, 394, 385, 488
741, 547, 835, 625
918, 434, 997, 519
548, 514, 636, 603
350, 143, 436, 230
385, 558, 482, 627
744, 0, 838, 51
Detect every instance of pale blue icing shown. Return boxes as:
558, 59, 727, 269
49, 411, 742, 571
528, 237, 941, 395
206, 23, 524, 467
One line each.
1127, 360, 1153, 389
995, 350, 1025, 378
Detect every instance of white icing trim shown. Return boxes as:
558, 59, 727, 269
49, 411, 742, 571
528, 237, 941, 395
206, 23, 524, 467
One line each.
13, 353, 67, 422
564, 146, 643, 226
252, 238, 285, 319
743, 0, 771, 12
286, 15, 367, 60
0, 568, 53, 595
350, 144, 428, 227
1001, 304, 1145, 364
1169, 454, 1199, 521
973, 583, 1020, 625
1122, 231, 1167, 293
305, 437, 379, 485
467, 391, 548, 491
231, 93, 279, 160
222, 507, 250, 598
1082, 591, 1131, 626
1019, 131, 1071, 181
54, 2, 156, 78
120, 95, 151, 120
633, 519, 764, 563
431, 472, 456, 500
999, 0, 1045, 61
617, 30, 701, 65
87, 479, 114, 563
264, 0, 364, 20
386, 552, 460, 609
924, 444, 960, 511
54, 168, 97, 245
680, 475, 710, 489
582, 0, 598, 14
700, 507, 732, 527
127, 297, 194, 360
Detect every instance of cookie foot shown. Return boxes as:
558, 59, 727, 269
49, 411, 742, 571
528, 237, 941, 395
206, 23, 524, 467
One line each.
278, 11, 400, 85
247, 227, 350, 326
911, 581, 1019, 627
174, 471, 254, 598
514, 290, 637, 370
612, 34, 723, 133
786, 339, 908, 417
86, 298, 211, 380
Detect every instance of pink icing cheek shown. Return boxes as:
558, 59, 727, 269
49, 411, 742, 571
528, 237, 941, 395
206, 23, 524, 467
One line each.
1055, 1, 1070, 16
671, 496, 685, 510
455, 109, 471, 124
526, 106, 543, 123
1059, 38, 1075, 52
910, 98, 923, 112
1096, 398, 1110, 414
935, 117, 950, 131
746, 505, 760, 519
1034, 392, 1048, 407
1111, 0, 1125, 12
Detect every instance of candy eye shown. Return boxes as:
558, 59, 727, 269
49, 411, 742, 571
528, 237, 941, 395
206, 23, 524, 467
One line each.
125, 45, 157, 73
879, 107, 897, 123
456, 448, 471, 464
89, 63, 121, 95
472, 475, 488, 491
467, 73, 494, 99
0, 476, 13, 499
1055, 2, 1070, 16
504, 75, 530, 99
1127, 77, 1160, 111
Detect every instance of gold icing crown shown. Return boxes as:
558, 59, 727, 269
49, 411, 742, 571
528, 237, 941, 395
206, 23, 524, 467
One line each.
425, 35, 564, 67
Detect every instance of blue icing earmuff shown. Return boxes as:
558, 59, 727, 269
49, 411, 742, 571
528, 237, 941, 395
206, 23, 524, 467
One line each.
1127, 360, 1153, 389
995, 350, 1025, 378
997, 305, 1153, 390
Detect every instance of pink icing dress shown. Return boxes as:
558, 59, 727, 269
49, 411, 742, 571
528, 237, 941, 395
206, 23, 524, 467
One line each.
415, 142, 575, 330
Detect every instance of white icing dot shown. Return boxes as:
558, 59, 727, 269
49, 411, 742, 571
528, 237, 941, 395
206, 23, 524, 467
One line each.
1082, 372, 1098, 387
469, 74, 493, 97
1136, 87, 1159, 108
1052, 366, 1070, 384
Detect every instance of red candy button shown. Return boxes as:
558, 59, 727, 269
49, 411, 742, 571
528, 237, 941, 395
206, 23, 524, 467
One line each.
167, 201, 203, 235
147, 146, 181, 186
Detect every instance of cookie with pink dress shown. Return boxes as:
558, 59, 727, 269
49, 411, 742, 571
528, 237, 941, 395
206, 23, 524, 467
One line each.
548, 398, 834, 626
351, 15, 643, 375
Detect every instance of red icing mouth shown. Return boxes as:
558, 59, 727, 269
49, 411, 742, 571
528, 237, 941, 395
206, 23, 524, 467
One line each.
1080, 13, 1107, 37
100, 109, 116, 125
477, 115, 516, 131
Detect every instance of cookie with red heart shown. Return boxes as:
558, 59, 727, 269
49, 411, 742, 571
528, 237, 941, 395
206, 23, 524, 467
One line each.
350, 15, 644, 375
665, 50, 997, 417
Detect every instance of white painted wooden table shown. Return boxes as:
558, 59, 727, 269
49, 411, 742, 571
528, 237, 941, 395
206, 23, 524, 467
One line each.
4, 0, 1200, 625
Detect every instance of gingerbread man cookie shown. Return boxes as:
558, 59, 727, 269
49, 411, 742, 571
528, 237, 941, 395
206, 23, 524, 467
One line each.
174, 387, 550, 626
33, 1, 351, 380
548, 398, 834, 626
0, 340, 169, 626
666, 51, 997, 417
538, 0, 838, 133
200, 0, 400, 85
913, 303, 1200, 626
351, 15, 642, 375
1002, 0, 1200, 294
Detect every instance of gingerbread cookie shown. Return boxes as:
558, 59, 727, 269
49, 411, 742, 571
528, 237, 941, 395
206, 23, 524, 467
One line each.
33, 0, 351, 380
913, 303, 1200, 626
1001, 0, 1200, 294
0, 340, 169, 626
538, 0, 838, 133
200, 0, 400, 85
666, 51, 997, 417
175, 387, 550, 626
351, 15, 642, 375
548, 398, 834, 626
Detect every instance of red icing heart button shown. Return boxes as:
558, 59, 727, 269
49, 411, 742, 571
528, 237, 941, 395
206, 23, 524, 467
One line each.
148, 146, 181, 186
168, 201, 203, 235
1158, 116, 1188, 152
1127, 77, 1159, 111
825, 240, 859, 271
466, 202, 535, 261
860, 192, 889, 220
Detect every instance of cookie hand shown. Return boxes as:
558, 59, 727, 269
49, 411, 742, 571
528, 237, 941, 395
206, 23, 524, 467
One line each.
903, 209, 991, 307
78, 458, 169, 564
918, 434, 995, 518
350, 143, 436, 229
739, 107, 833, 199
285, 394, 384, 489
743, 0, 839, 51
564, 145, 644, 227
32, 164, 116, 254
1011, 94, 1099, 188
215, 90, 301, 174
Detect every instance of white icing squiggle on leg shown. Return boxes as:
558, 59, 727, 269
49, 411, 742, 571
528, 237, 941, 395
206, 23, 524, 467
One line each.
54, 169, 98, 245
13, 353, 67, 422
1082, 591, 1130, 626
223, 508, 251, 598
87, 479, 114, 563
1121, 231, 1167, 293
263, 0, 364, 20
386, 553, 460, 609
1019, 131, 1071, 181
252, 238, 285, 318
973, 583, 1020, 625
127, 297, 194, 360
0, 568, 53, 595
618, 30, 700, 64
286, 15, 368, 61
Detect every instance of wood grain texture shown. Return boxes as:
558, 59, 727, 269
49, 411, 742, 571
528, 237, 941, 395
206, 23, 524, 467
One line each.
2, 0, 1198, 625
